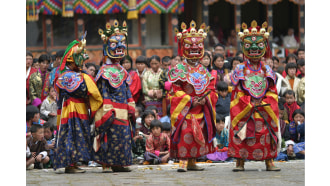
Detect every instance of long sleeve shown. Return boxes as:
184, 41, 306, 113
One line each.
159, 70, 168, 97
29, 72, 42, 101
129, 71, 141, 102
142, 70, 151, 96
297, 77, 305, 105
40, 99, 50, 117
146, 135, 155, 153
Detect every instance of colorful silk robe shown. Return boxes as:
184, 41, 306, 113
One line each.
146, 133, 171, 154
228, 61, 281, 160
168, 62, 218, 159
53, 70, 103, 170
26, 67, 38, 103
41, 71, 51, 102
93, 63, 135, 166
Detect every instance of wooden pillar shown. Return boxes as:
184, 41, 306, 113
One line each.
299, 4, 305, 47
77, 18, 84, 40
267, 4, 273, 51
235, 5, 241, 50
171, 13, 178, 55
45, 18, 52, 51
202, 0, 209, 49
140, 14, 147, 56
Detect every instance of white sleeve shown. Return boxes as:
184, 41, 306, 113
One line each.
285, 140, 295, 147
40, 100, 50, 117
26, 147, 31, 157
39, 151, 48, 159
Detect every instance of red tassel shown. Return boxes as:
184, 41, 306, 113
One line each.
60, 52, 70, 72
265, 40, 272, 59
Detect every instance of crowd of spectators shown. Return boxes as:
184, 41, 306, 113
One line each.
26, 43, 305, 170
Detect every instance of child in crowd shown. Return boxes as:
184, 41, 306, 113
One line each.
274, 103, 290, 161
146, 105, 161, 120
206, 114, 230, 162
43, 122, 55, 168
26, 124, 50, 169
215, 81, 231, 117
132, 122, 146, 164
144, 120, 171, 165
40, 86, 57, 128
283, 90, 301, 123
161, 122, 171, 137
139, 110, 156, 138
278, 103, 288, 135
283, 109, 305, 159
26, 105, 41, 136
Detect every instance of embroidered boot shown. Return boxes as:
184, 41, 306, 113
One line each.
187, 158, 204, 171
232, 158, 245, 172
111, 166, 132, 172
177, 159, 188, 172
65, 165, 86, 173
265, 159, 281, 171
102, 164, 113, 173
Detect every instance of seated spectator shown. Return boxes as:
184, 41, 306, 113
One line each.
43, 122, 55, 168
146, 105, 161, 120
283, 109, 305, 159
283, 90, 301, 123
26, 105, 41, 137
282, 28, 299, 48
26, 124, 50, 169
274, 103, 289, 161
132, 121, 146, 165
226, 29, 237, 48
144, 120, 171, 165
297, 47, 305, 60
215, 81, 231, 117
206, 114, 230, 162
40, 86, 57, 128
139, 110, 156, 138
161, 122, 171, 137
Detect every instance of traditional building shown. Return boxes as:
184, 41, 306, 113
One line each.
26, 0, 304, 66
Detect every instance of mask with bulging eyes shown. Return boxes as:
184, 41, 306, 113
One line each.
182, 37, 204, 60
241, 35, 267, 60
105, 35, 127, 59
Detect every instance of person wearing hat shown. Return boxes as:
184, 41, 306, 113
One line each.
228, 20, 281, 171
53, 37, 103, 174
92, 20, 136, 173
